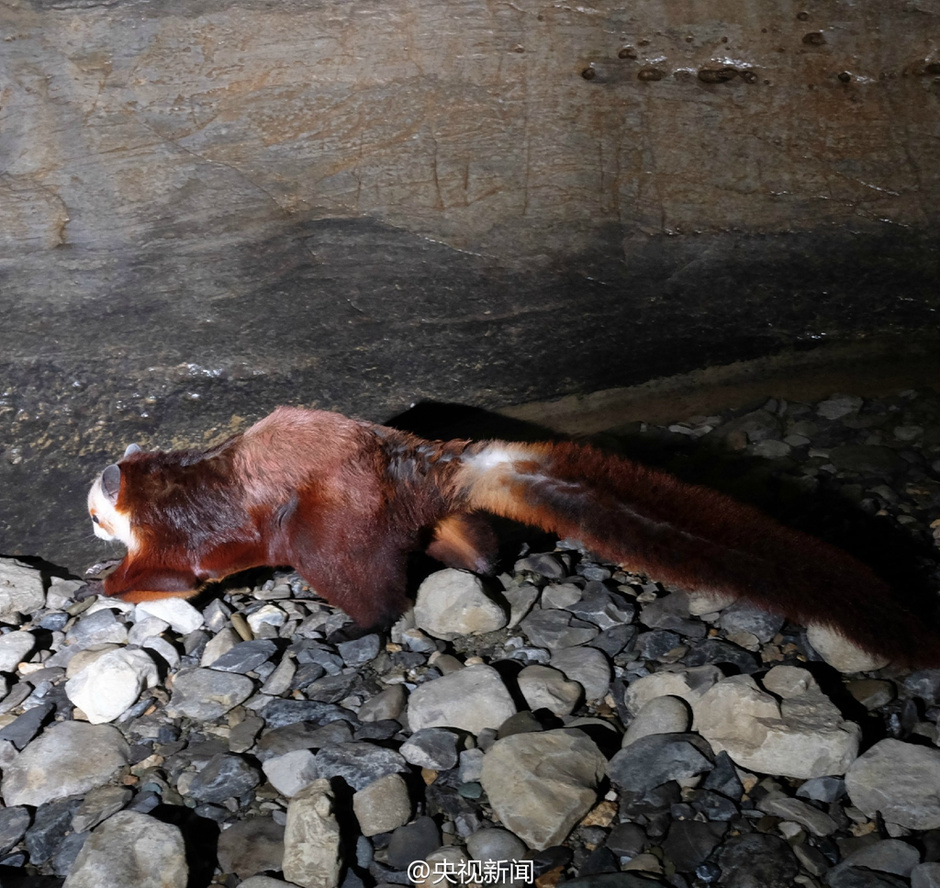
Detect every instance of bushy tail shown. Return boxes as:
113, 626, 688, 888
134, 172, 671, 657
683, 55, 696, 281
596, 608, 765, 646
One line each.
455, 440, 940, 667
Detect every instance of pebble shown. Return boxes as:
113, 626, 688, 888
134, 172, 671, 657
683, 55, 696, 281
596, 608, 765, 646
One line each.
0, 388, 938, 885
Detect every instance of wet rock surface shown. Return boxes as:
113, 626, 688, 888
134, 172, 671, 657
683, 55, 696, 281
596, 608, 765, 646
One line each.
0, 387, 938, 885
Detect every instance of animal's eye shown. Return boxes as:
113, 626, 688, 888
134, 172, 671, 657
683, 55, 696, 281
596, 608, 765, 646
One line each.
91, 515, 100, 524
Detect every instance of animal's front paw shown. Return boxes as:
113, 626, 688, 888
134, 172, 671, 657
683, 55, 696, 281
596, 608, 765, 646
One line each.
73, 579, 104, 601
84, 560, 121, 578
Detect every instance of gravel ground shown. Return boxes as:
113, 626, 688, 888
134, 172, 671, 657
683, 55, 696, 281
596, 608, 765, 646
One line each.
0, 387, 938, 888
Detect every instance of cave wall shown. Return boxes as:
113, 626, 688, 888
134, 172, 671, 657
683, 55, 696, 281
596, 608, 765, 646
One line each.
1, 0, 938, 568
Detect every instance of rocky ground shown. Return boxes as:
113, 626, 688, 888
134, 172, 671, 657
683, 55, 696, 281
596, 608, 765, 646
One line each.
0, 388, 938, 888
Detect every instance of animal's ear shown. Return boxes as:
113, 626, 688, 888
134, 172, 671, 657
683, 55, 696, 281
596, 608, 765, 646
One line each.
101, 464, 122, 504
124, 443, 142, 457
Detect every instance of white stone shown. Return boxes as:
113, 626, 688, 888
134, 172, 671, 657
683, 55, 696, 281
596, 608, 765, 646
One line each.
0, 559, 45, 619
262, 749, 320, 798
480, 729, 607, 850
135, 598, 204, 634
66, 648, 160, 724
692, 667, 860, 779
282, 779, 343, 888
407, 664, 516, 735
413, 569, 507, 640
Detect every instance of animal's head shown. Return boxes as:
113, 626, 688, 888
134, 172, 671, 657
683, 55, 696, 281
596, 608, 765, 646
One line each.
88, 443, 141, 549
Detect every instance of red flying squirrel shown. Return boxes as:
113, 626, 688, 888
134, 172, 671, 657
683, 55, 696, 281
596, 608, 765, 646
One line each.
85, 406, 940, 666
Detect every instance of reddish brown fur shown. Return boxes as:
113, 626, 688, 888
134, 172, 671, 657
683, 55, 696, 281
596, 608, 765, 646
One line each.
93, 407, 940, 665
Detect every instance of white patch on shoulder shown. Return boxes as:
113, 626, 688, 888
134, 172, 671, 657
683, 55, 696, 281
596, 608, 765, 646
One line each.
87, 476, 136, 552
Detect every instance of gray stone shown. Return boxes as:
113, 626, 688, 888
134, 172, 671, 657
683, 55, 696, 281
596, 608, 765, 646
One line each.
66, 609, 128, 649
283, 779, 343, 888
839, 839, 921, 877
208, 639, 278, 673
621, 695, 691, 747
414, 569, 507, 639
238, 879, 294, 888
65, 648, 160, 724
756, 791, 838, 836
466, 826, 528, 864
480, 729, 606, 850
127, 615, 170, 646
186, 754, 261, 803
0, 630, 36, 672
217, 817, 285, 880
567, 584, 636, 631
352, 773, 412, 836
715, 833, 800, 888
357, 684, 407, 723
609, 733, 713, 794
517, 664, 582, 716
550, 646, 612, 701
0, 701, 54, 749
407, 664, 516, 735
2, 721, 130, 807
912, 863, 940, 888
200, 628, 241, 666
337, 633, 381, 666
845, 738, 940, 829
520, 609, 599, 649
61, 811, 187, 888
829, 445, 906, 474
0, 805, 30, 854
718, 601, 784, 643
315, 741, 408, 791
386, 816, 442, 870
817, 396, 864, 420
165, 667, 254, 720
400, 727, 461, 770
71, 785, 134, 833
0, 559, 45, 620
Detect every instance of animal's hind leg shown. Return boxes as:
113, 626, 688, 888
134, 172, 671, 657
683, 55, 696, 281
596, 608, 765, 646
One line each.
292, 539, 413, 628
